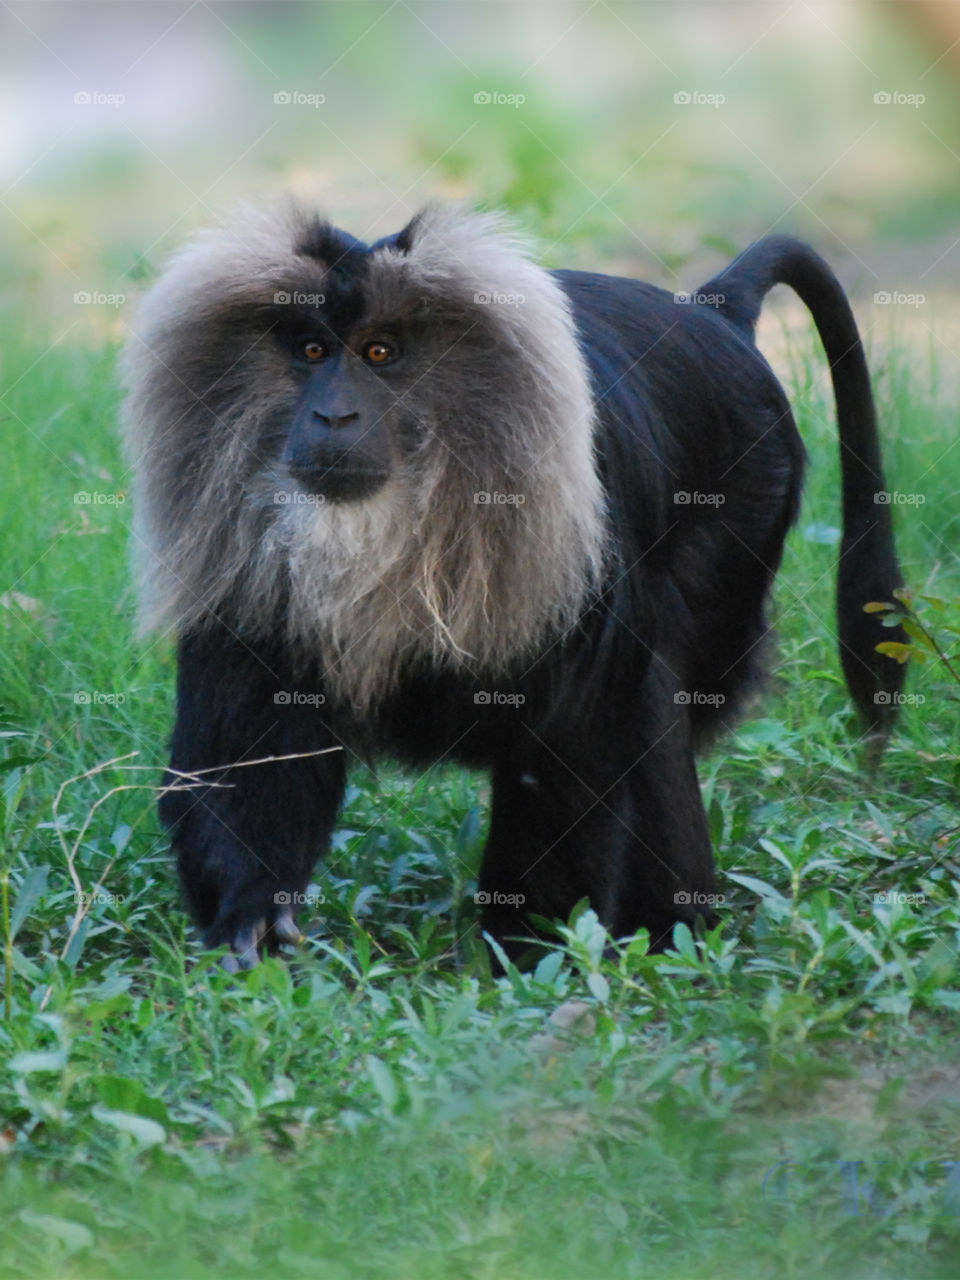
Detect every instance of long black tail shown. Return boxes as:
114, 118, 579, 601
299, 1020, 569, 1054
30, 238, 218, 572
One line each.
699, 235, 906, 735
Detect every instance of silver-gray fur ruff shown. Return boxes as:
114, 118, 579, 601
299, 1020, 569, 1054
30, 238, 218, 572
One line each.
121, 201, 607, 708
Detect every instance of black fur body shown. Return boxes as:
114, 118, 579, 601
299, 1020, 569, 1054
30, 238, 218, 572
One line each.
124, 210, 904, 963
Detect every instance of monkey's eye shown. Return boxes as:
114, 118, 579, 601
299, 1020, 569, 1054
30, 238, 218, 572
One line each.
363, 341, 395, 366
302, 341, 327, 362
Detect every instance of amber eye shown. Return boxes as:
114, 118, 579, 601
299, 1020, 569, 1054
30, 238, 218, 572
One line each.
363, 341, 394, 365
302, 341, 326, 362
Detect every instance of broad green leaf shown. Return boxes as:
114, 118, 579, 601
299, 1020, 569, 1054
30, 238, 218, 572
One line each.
63, 915, 91, 969
94, 1076, 169, 1124
9, 863, 49, 939
8, 1050, 67, 1074
533, 951, 564, 988
482, 932, 527, 998
93, 1106, 166, 1146
758, 838, 793, 873
725, 871, 790, 906
670, 922, 698, 963
803, 669, 843, 684
586, 971, 610, 1003
19, 1210, 93, 1253
110, 824, 132, 855
366, 1055, 398, 1111
0, 754, 42, 775
875, 642, 913, 664
10, 945, 44, 980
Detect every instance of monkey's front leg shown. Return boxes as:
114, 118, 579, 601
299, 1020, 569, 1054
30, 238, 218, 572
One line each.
160, 626, 345, 967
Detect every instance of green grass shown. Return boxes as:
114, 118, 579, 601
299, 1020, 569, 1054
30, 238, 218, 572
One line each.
0, 315, 959, 1280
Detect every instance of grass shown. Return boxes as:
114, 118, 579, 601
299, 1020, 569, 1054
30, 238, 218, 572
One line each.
0, 308, 958, 1280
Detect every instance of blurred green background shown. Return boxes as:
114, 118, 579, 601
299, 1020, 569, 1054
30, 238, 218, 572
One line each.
2, 0, 960, 348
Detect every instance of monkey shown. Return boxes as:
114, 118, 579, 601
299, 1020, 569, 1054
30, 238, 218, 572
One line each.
121, 200, 906, 969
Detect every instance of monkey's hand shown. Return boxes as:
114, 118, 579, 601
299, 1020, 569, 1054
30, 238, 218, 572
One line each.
162, 794, 315, 968
219, 910, 302, 972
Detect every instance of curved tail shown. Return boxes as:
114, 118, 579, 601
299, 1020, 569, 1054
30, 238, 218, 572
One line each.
699, 235, 906, 735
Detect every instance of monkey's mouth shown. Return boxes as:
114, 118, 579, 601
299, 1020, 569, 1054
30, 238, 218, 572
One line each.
285, 464, 391, 503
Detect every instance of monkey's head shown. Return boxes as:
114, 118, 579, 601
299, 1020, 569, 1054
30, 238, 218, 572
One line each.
122, 201, 606, 706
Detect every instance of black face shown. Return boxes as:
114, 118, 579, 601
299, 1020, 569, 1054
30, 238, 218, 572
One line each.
270, 221, 417, 504
282, 334, 401, 502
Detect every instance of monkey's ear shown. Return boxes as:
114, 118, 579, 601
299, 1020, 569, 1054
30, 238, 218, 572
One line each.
394, 215, 421, 253
371, 214, 422, 256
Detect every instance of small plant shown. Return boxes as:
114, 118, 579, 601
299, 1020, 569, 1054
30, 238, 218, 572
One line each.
867, 587, 960, 691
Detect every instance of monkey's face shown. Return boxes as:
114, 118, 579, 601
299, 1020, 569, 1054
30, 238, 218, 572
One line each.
256, 228, 496, 507
276, 330, 404, 503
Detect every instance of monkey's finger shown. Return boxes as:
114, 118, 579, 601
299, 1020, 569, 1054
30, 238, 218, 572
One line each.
272, 912, 301, 945
231, 922, 263, 970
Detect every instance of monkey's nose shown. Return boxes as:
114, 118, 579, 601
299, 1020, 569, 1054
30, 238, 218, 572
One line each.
313, 411, 359, 430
